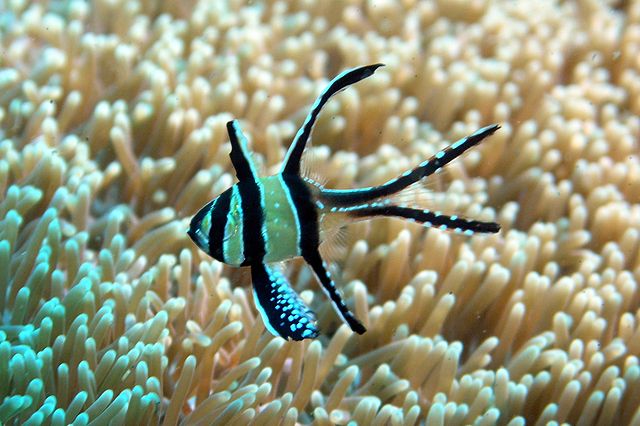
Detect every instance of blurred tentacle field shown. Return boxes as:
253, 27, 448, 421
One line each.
0, 0, 639, 425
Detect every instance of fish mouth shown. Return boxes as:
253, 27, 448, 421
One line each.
186, 226, 198, 244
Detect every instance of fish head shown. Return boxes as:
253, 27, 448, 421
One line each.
187, 185, 237, 264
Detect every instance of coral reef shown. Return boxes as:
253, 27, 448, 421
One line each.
0, 0, 639, 424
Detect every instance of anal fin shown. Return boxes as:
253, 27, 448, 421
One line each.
251, 262, 319, 341
303, 250, 366, 334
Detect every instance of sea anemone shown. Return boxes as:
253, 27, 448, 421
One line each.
1, 0, 639, 424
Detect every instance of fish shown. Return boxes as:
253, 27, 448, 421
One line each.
188, 63, 501, 340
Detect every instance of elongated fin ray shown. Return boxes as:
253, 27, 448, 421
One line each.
227, 120, 259, 182
303, 250, 366, 334
321, 124, 500, 206
348, 205, 500, 234
282, 63, 385, 176
251, 262, 319, 340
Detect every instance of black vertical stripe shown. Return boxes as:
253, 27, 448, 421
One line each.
281, 175, 319, 254
238, 179, 266, 265
283, 174, 367, 334
207, 189, 232, 262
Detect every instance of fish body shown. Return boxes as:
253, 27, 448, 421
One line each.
188, 64, 501, 340
189, 175, 308, 266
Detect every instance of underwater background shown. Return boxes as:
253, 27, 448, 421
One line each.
1, 0, 639, 424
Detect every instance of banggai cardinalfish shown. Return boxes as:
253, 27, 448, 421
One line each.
188, 64, 501, 340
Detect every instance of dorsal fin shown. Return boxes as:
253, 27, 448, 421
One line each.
281, 63, 385, 176
227, 120, 259, 182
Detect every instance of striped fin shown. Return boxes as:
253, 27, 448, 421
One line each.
321, 124, 500, 206
251, 262, 319, 340
282, 63, 385, 176
227, 120, 268, 265
227, 120, 259, 182
303, 249, 366, 334
347, 205, 500, 235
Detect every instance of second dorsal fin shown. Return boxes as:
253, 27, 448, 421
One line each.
282, 63, 385, 177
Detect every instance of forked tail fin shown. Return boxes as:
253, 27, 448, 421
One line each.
320, 124, 500, 206
346, 205, 500, 235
